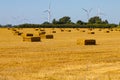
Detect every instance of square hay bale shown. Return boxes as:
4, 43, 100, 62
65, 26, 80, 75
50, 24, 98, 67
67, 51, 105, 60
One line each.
39, 31, 46, 35
98, 29, 102, 31
35, 28, 39, 31
105, 31, 110, 33
31, 37, 41, 42
52, 31, 56, 33
80, 30, 86, 32
40, 29, 45, 31
46, 34, 54, 39
26, 33, 33, 37
88, 28, 93, 31
88, 32, 95, 34
22, 33, 34, 37
67, 30, 71, 32
77, 39, 96, 45
61, 29, 64, 32
23, 37, 41, 42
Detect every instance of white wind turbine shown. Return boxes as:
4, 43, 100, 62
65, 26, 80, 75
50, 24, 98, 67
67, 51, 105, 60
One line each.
44, 0, 51, 23
97, 8, 105, 17
82, 8, 92, 21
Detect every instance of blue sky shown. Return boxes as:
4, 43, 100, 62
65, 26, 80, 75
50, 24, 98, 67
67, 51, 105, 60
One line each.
0, 0, 120, 25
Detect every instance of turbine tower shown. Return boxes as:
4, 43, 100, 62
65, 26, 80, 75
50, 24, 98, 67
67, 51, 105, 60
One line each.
44, 0, 51, 23
82, 8, 92, 21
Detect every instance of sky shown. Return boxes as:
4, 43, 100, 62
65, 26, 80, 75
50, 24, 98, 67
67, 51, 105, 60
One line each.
0, 0, 120, 25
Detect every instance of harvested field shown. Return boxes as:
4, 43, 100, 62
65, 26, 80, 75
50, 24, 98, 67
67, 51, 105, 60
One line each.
0, 28, 120, 80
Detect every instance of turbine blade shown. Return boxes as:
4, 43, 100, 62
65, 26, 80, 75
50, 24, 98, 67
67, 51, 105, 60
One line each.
44, 10, 49, 13
49, 0, 51, 10
82, 8, 88, 12
89, 8, 92, 13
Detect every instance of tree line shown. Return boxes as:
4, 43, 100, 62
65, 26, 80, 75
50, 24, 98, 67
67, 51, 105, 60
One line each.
1, 16, 118, 28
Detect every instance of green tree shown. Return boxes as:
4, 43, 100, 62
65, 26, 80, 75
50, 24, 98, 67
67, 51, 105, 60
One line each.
103, 20, 109, 24
88, 16, 102, 24
42, 21, 50, 24
59, 16, 71, 24
52, 19, 59, 24
76, 20, 85, 25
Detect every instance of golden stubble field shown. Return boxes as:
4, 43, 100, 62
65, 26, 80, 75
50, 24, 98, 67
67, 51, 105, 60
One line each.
0, 28, 120, 80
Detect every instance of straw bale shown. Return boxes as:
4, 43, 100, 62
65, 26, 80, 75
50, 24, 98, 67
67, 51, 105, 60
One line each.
61, 29, 64, 32
23, 37, 41, 42
80, 30, 85, 32
40, 29, 45, 31
88, 31, 95, 34
35, 28, 39, 31
39, 31, 46, 35
105, 31, 110, 33
77, 39, 96, 45
52, 31, 56, 33
88, 28, 93, 31
46, 34, 54, 39
67, 30, 71, 32
22, 33, 33, 37
26, 33, 33, 36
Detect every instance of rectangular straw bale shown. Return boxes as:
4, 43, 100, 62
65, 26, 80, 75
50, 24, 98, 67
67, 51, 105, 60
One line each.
40, 29, 45, 31
67, 30, 71, 32
35, 28, 39, 31
39, 31, 46, 35
26, 33, 33, 36
52, 31, 56, 33
46, 34, 54, 39
31, 37, 41, 42
22, 33, 33, 37
88, 28, 93, 31
88, 31, 95, 34
23, 37, 41, 42
80, 30, 85, 32
104, 31, 110, 33
61, 29, 64, 32
77, 39, 96, 45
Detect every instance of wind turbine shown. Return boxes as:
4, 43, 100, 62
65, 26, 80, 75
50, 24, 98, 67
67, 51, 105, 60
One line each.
82, 8, 92, 21
44, 0, 51, 23
97, 8, 105, 17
